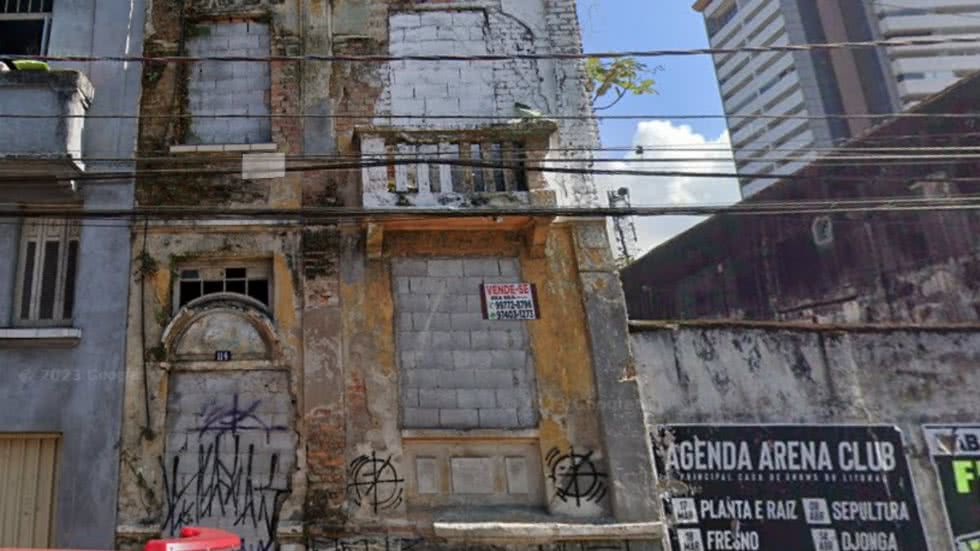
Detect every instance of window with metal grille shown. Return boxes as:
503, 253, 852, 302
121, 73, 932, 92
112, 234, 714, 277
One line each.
0, 0, 53, 56
176, 263, 271, 309
16, 218, 80, 326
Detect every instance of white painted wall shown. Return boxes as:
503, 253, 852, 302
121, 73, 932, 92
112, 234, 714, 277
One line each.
370, 1, 599, 207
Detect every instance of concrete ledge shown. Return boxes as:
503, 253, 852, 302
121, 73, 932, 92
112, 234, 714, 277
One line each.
402, 428, 539, 441
0, 328, 82, 348
170, 143, 278, 154
432, 521, 664, 542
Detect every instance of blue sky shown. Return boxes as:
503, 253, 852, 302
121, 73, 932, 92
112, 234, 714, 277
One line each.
577, 1, 741, 255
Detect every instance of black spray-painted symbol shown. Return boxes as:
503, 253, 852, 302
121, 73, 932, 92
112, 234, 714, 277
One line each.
546, 446, 608, 506
162, 393, 291, 551
347, 452, 405, 514
193, 393, 288, 440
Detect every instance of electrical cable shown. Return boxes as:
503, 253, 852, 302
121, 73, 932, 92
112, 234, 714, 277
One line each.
22, 34, 980, 63
42, 137, 980, 163
9, 157, 980, 185
7, 111, 980, 121
53, 151, 980, 164
5, 194, 980, 220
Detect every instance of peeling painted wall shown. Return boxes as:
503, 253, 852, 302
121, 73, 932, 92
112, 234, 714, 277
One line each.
371, 0, 599, 207
632, 322, 980, 546
115, 229, 305, 549
330, 227, 615, 525
117, 1, 661, 549
0, 1, 144, 548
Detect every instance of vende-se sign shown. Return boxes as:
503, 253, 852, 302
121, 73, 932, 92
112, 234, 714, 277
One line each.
480, 283, 539, 321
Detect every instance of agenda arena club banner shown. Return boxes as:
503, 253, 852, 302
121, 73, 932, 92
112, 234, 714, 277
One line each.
652, 425, 928, 551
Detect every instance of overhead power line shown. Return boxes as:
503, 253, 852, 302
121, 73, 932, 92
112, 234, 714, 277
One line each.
8, 157, 980, 185
52, 151, 980, 166
5, 111, 980, 121
22, 35, 980, 64
42, 134, 980, 159
3, 205, 976, 230
5, 194, 980, 221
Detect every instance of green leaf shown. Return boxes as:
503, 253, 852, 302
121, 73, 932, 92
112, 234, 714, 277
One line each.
586, 57, 661, 109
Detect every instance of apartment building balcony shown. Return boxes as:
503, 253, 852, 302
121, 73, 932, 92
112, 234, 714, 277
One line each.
0, 70, 93, 202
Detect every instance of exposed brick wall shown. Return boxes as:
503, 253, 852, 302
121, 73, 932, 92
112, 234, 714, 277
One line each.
374, 0, 600, 206
393, 257, 538, 429
185, 22, 271, 144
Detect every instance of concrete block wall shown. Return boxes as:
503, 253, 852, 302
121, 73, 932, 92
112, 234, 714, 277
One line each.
387, 10, 493, 124
375, 0, 600, 206
393, 257, 538, 429
163, 370, 296, 550
186, 22, 271, 144
632, 323, 980, 546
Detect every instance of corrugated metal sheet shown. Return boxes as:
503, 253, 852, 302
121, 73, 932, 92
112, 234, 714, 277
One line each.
0, 434, 58, 548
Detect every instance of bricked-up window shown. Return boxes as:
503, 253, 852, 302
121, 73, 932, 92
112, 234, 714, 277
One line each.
176, 263, 270, 309
15, 218, 80, 326
393, 257, 539, 430
384, 140, 528, 194
0, 0, 53, 55
185, 21, 271, 145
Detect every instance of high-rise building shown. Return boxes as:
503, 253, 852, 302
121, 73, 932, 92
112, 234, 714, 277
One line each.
694, 0, 899, 197
867, 0, 980, 106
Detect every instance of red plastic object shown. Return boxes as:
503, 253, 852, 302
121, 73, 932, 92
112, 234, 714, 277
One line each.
143, 527, 241, 551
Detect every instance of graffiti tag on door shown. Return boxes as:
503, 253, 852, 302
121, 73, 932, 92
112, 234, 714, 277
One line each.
162, 392, 293, 551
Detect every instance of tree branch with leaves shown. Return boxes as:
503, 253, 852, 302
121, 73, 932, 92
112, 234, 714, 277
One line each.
585, 58, 661, 111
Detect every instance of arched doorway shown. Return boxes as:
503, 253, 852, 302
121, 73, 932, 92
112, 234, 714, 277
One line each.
158, 295, 295, 551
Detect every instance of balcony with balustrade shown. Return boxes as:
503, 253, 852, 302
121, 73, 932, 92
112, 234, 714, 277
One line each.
356, 121, 560, 257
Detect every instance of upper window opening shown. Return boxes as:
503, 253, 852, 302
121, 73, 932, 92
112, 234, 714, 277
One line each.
0, 0, 53, 56
176, 263, 271, 309
16, 218, 80, 327
184, 21, 271, 145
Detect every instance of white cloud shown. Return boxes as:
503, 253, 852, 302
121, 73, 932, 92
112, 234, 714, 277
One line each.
595, 120, 742, 256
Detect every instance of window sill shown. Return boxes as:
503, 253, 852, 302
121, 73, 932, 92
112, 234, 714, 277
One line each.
401, 428, 539, 441
0, 328, 82, 348
170, 143, 278, 154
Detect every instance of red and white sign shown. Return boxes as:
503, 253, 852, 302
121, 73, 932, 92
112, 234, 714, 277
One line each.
480, 282, 539, 321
